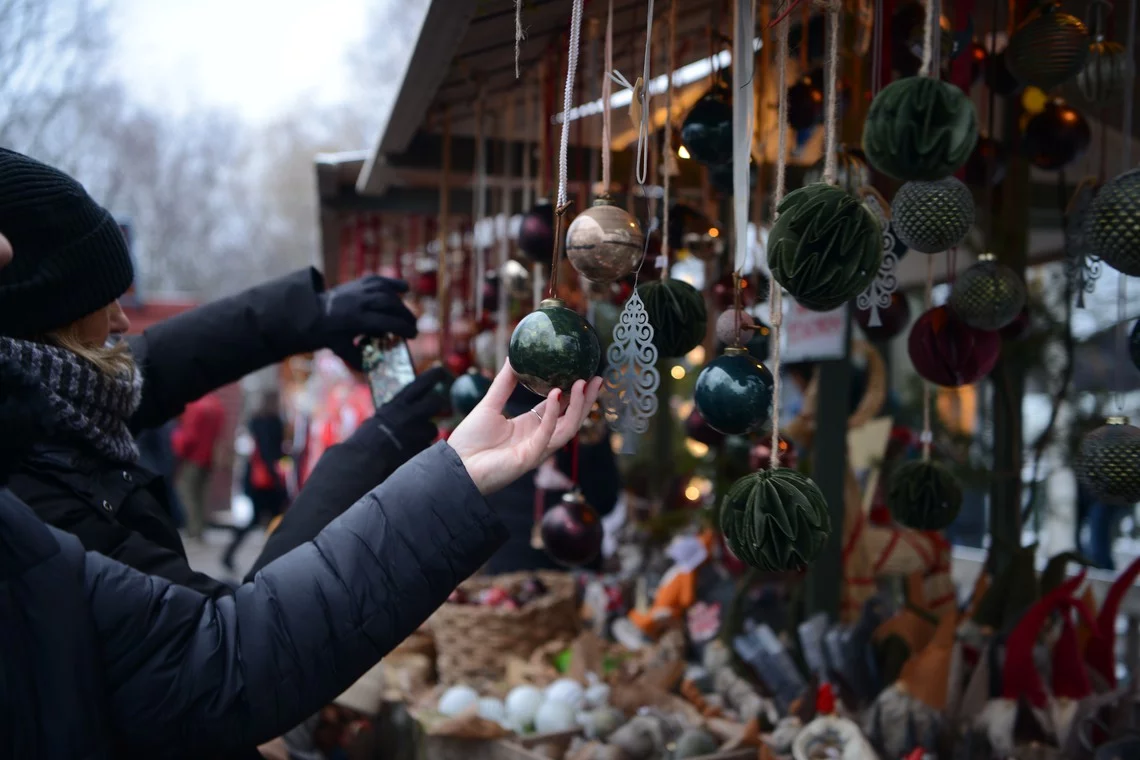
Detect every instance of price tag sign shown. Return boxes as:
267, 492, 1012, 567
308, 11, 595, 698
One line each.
781, 301, 848, 362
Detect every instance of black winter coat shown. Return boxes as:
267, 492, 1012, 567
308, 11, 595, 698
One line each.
6, 268, 408, 598
0, 443, 507, 759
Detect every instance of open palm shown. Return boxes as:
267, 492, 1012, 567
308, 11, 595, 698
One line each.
448, 362, 603, 495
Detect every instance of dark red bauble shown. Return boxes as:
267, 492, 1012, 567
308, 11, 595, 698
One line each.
540, 491, 604, 567
855, 292, 912, 342
1000, 306, 1032, 341
518, 201, 556, 263
685, 408, 726, 447
414, 270, 438, 297
965, 136, 1009, 187
481, 273, 501, 313
907, 306, 1002, 387
712, 273, 759, 311
1025, 102, 1091, 171
444, 349, 473, 376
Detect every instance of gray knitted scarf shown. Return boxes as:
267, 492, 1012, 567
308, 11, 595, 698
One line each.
0, 336, 142, 463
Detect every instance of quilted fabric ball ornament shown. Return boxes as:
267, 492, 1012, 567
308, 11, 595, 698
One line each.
804, 147, 871, 196
948, 253, 1028, 331
719, 468, 831, 572
908, 305, 1002, 387
1024, 101, 1091, 171
862, 77, 978, 182
767, 183, 883, 312
1072, 39, 1132, 106
891, 177, 975, 254
508, 298, 601, 396
1004, 3, 1090, 91
855, 292, 912, 341
680, 84, 733, 165
636, 278, 708, 358
715, 308, 757, 345
887, 460, 963, 531
518, 201, 556, 263
565, 196, 644, 283
693, 347, 774, 436
1088, 169, 1140, 276
1076, 417, 1140, 506
449, 370, 491, 416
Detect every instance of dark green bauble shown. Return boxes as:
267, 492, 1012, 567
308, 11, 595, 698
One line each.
718, 468, 831, 571
637, 279, 708, 358
508, 298, 601, 396
767, 183, 883, 312
680, 84, 733, 165
694, 348, 774, 436
1076, 418, 1140, 506
886, 460, 963, 531
1004, 3, 1089, 92
1089, 169, 1140, 277
449, 370, 491, 416
862, 77, 979, 181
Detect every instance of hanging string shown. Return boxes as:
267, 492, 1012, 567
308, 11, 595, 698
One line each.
661, 0, 677, 274
870, 0, 884, 96
549, 0, 585, 298
732, 0, 755, 275
922, 257, 934, 460
1123, 0, 1136, 169
610, 0, 655, 185
769, 10, 791, 470
515, 0, 525, 79
821, 0, 841, 183
919, 0, 938, 459
474, 92, 488, 321
601, 0, 614, 191
496, 94, 514, 368
921, 0, 942, 77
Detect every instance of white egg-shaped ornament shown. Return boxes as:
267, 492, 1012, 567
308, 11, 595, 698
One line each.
535, 699, 578, 734
438, 685, 480, 717
545, 678, 586, 709
584, 681, 611, 709
505, 684, 545, 726
477, 697, 507, 725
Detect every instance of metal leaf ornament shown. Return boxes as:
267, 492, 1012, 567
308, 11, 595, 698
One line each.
603, 288, 659, 453
887, 460, 963, 531
862, 77, 979, 182
857, 190, 901, 328
719, 468, 832, 572
768, 183, 883, 312
1065, 179, 1101, 307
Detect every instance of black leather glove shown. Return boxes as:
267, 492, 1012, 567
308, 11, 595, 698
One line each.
371, 365, 451, 455
318, 276, 418, 368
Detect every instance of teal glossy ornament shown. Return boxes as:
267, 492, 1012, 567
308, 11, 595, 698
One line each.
719, 468, 831, 571
862, 77, 979, 181
508, 298, 601, 396
680, 83, 733, 165
636, 279, 708, 358
886, 460, 963, 531
449, 370, 491, 416
694, 347, 774, 436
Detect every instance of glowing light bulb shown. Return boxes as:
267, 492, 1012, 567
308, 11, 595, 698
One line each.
686, 346, 706, 365
671, 365, 686, 380
678, 145, 691, 160
708, 228, 720, 238
685, 439, 710, 458
685, 485, 701, 501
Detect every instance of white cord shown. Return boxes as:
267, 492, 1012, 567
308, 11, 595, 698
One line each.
732, 0, 754, 272
515, 0, 525, 79
610, 0, 655, 186
822, 4, 840, 184
601, 0, 614, 190
557, 0, 584, 208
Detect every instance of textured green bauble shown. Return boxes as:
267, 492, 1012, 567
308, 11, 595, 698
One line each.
449, 370, 492, 416
694, 349, 773, 436
862, 77, 979, 182
767, 183, 883, 312
1089, 169, 1140, 277
887, 460, 963, 531
948, 253, 1027, 331
508, 298, 601, 396
1076, 418, 1140, 507
718, 468, 831, 572
1005, 4, 1089, 92
636, 279, 708, 358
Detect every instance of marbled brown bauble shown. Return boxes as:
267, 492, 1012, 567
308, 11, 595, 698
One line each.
715, 309, 757, 345
566, 197, 644, 283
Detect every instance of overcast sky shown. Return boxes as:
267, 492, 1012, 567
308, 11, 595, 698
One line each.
109, 0, 372, 123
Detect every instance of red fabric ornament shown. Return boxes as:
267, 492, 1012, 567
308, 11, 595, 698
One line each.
907, 306, 1001, 387
1051, 596, 1098, 700
413, 270, 438, 298
855, 292, 912, 341
444, 349, 473, 376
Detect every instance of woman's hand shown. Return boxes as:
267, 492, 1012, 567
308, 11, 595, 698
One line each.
448, 362, 603, 495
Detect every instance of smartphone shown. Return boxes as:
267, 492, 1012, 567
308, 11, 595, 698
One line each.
361, 337, 417, 407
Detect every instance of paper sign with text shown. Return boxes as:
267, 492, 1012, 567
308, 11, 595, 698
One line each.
781, 301, 848, 362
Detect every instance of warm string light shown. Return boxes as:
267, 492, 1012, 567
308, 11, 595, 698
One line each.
769, 10, 791, 469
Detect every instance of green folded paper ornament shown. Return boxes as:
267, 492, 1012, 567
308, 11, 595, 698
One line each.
719, 468, 831, 571
887, 460, 963, 531
862, 77, 979, 182
767, 183, 883, 312
636, 278, 708, 358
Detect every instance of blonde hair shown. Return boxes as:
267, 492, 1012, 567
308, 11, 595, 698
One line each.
46, 326, 137, 380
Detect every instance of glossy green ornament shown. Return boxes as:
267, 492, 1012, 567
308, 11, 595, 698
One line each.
719, 468, 831, 571
862, 77, 979, 181
886, 460, 963, 531
508, 298, 601, 396
767, 183, 883, 312
694, 348, 773, 435
449, 370, 491, 416
636, 278, 708, 358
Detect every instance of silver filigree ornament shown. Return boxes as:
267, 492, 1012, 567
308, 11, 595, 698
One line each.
1066, 178, 1102, 308
603, 289, 660, 454
856, 191, 900, 327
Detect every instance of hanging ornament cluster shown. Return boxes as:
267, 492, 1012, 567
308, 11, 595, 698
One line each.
679, 82, 733, 165
1024, 100, 1091, 171
540, 489, 604, 567
767, 183, 883, 312
891, 177, 975, 254
907, 305, 1002, 387
509, 297, 601, 396
887, 460, 963, 531
565, 196, 644, 283
1077, 417, 1140, 506
1088, 169, 1140, 277
449, 369, 491, 416
862, 77, 979, 182
948, 253, 1029, 331
719, 468, 832, 572
693, 347, 774, 436
637, 278, 708, 357
1004, 3, 1090, 91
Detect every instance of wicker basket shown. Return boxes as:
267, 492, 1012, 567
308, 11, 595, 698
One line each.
429, 571, 580, 687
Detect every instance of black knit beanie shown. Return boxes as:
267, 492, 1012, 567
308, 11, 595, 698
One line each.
0, 148, 134, 338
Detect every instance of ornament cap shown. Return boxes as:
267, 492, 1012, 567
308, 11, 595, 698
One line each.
977, 252, 997, 262
539, 297, 567, 310
1106, 415, 1130, 426
562, 489, 586, 504
723, 346, 749, 357
591, 194, 615, 207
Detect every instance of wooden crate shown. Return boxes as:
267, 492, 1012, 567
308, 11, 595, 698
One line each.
425, 731, 758, 760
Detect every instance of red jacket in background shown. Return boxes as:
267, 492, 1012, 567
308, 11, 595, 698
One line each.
172, 395, 225, 469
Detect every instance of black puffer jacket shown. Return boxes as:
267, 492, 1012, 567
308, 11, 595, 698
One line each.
6, 269, 415, 597
0, 443, 507, 759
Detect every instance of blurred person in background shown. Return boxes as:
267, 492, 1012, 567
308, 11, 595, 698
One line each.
136, 419, 183, 527
224, 392, 288, 571
171, 392, 225, 539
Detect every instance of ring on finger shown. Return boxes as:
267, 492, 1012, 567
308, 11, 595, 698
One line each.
531, 408, 543, 421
